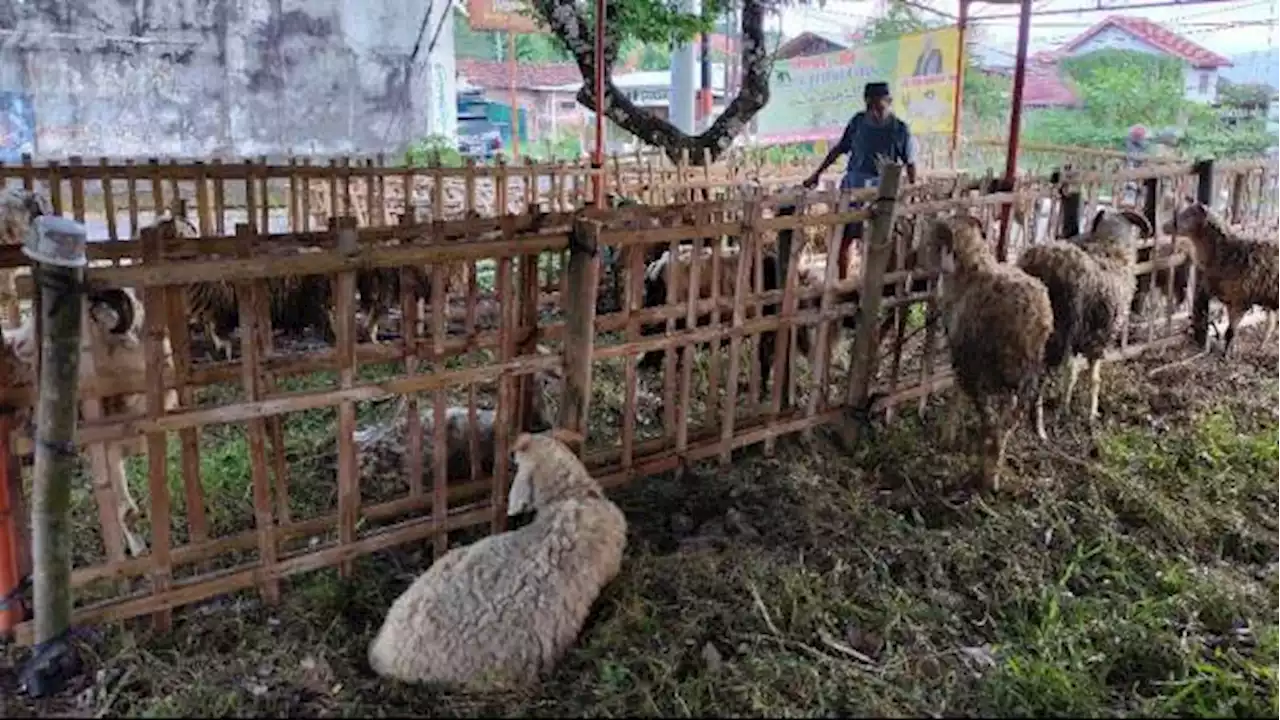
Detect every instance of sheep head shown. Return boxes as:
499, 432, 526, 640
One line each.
1162, 201, 1211, 238
1089, 207, 1153, 240
507, 430, 597, 517
87, 287, 141, 336
1, 188, 52, 246
925, 214, 989, 276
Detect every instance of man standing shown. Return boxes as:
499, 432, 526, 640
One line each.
802, 81, 917, 278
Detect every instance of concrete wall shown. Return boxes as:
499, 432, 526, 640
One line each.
0, 0, 457, 161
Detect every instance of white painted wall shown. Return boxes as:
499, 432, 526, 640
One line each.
1069, 26, 1219, 104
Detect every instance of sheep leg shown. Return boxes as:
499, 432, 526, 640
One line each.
1061, 356, 1085, 417
941, 391, 963, 448
112, 453, 149, 558
206, 321, 233, 361
1262, 311, 1277, 347
1221, 306, 1242, 356
975, 399, 1001, 492
1034, 383, 1049, 441
1086, 357, 1104, 423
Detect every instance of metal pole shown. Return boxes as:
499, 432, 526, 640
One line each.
996, 0, 1032, 262
593, 0, 607, 207
670, 0, 699, 134
699, 32, 714, 130
508, 31, 521, 160
949, 0, 968, 169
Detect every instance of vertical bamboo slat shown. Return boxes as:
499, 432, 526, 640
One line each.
139, 222, 174, 632
333, 217, 360, 577
557, 217, 600, 449
233, 223, 280, 604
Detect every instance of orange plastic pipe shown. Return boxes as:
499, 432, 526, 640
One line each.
0, 413, 28, 635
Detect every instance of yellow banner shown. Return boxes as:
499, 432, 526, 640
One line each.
757, 27, 960, 143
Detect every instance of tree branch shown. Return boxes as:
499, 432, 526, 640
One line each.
529, 0, 772, 165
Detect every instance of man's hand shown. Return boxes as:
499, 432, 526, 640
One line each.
802, 173, 820, 190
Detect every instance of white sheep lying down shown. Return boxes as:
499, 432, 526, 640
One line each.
368, 431, 627, 691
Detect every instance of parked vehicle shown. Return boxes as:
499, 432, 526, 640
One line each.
457, 116, 504, 160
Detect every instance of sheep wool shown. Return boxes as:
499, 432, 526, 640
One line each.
1163, 202, 1279, 353
1017, 208, 1149, 435
930, 215, 1053, 491
367, 432, 627, 691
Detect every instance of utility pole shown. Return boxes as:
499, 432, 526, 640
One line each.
670, 0, 699, 134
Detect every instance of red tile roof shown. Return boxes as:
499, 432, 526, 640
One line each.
457, 59, 582, 90
1022, 62, 1079, 108
1060, 15, 1232, 68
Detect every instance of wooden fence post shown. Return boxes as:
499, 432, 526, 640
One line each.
1059, 168, 1082, 239
1191, 158, 1215, 349
842, 164, 903, 440
556, 217, 601, 453
1229, 171, 1247, 224
24, 216, 87, 696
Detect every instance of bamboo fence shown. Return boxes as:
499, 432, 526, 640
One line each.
0, 149, 1273, 645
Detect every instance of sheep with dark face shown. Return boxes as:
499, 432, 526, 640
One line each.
636, 239, 807, 402
924, 215, 1054, 491
1163, 202, 1279, 354
1017, 207, 1150, 436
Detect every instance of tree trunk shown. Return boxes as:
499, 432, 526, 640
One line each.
529, 0, 772, 165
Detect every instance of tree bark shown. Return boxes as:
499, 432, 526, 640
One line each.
529, 0, 772, 165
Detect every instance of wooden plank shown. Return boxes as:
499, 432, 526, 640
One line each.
333, 217, 360, 577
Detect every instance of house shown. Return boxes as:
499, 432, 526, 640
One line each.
1053, 16, 1232, 104
456, 59, 584, 139
774, 30, 850, 60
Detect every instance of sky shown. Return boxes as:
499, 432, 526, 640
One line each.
772, 0, 1280, 56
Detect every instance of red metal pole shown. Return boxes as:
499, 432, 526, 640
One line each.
996, 0, 1033, 262
0, 413, 29, 637
949, 0, 968, 169
593, 0, 607, 208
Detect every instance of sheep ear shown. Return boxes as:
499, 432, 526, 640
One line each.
1120, 210, 1154, 238
1090, 209, 1107, 235
507, 465, 535, 517
549, 427, 584, 448
960, 214, 986, 237
513, 433, 534, 453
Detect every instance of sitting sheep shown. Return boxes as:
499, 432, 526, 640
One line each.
926, 215, 1054, 491
367, 431, 627, 691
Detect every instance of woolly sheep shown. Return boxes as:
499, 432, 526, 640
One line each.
925, 215, 1054, 491
367, 431, 626, 691
3, 285, 178, 557
1017, 208, 1150, 437
1163, 202, 1279, 353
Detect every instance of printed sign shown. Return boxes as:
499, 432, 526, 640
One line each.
757, 27, 960, 143
467, 0, 544, 33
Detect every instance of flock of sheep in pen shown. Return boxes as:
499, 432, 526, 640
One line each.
1, 171, 1278, 689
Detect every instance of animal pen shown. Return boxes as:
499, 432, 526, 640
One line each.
0, 146, 1275, 649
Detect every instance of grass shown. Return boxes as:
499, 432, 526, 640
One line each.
1, 328, 1277, 718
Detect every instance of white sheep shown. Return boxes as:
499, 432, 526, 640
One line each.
367, 430, 627, 691
4, 285, 178, 558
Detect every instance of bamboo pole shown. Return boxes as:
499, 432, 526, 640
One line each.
27, 216, 88, 666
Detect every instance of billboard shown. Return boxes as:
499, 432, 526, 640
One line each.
467, 0, 544, 33
756, 27, 960, 144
